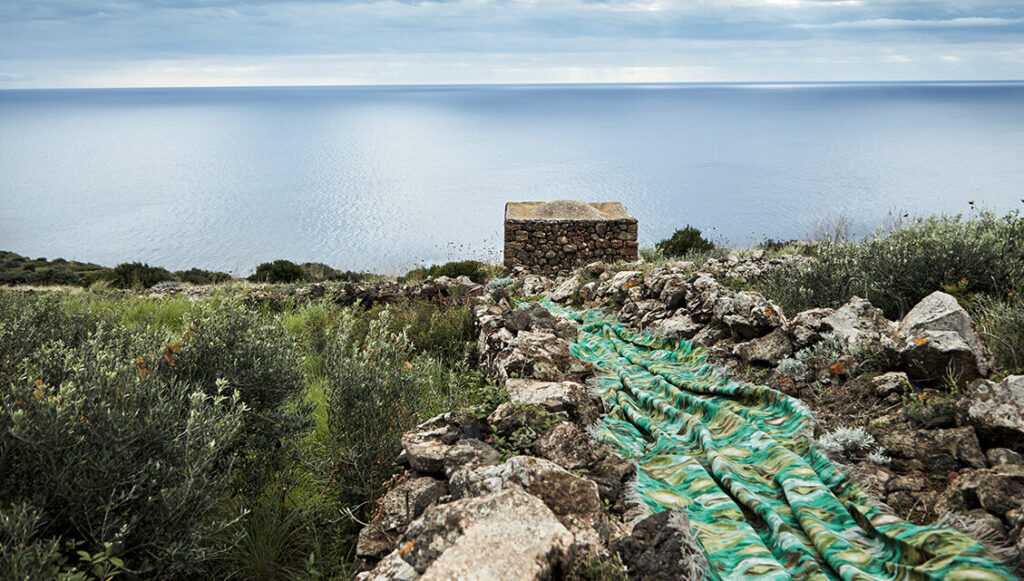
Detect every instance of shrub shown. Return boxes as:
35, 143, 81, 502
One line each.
175, 268, 232, 285
169, 301, 310, 498
300, 262, 370, 283
0, 298, 245, 577
655, 226, 716, 258
815, 425, 889, 464
402, 260, 488, 284
108, 262, 175, 289
759, 211, 1024, 319
250, 260, 306, 284
638, 244, 666, 264
776, 333, 845, 382
971, 293, 1024, 375
321, 309, 459, 512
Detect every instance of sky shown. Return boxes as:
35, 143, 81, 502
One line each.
1, 0, 1023, 88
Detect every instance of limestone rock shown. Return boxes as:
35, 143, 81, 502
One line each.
962, 375, 1024, 453
357, 476, 449, 560
443, 439, 501, 478
356, 550, 419, 581
612, 510, 706, 581
398, 487, 573, 580
936, 464, 1024, 518
547, 274, 581, 303
712, 291, 785, 341
986, 447, 1024, 467
872, 371, 909, 398
506, 378, 600, 426
788, 308, 835, 350
876, 426, 986, 475
899, 291, 990, 384
400, 414, 463, 474
449, 456, 610, 550
507, 303, 578, 340
650, 313, 702, 340
532, 421, 603, 470
823, 297, 898, 358
734, 327, 793, 366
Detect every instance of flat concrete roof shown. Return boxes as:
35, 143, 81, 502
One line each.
505, 200, 635, 221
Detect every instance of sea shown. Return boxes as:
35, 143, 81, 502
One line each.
2, 82, 1023, 275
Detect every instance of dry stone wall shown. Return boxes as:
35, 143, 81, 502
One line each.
504, 201, 638, 275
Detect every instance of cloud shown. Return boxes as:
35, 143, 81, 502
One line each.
1, 0, 1022, 87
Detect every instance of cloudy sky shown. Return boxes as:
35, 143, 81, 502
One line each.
1, 0, 1022, 88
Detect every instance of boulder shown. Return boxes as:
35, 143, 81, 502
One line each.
612, 510, 706, 581
357, 476, 450, 560
397, 487, 573, 580
651, 313, 702, 340
547, 274, 581, 303
822, 297, 898, 358
899, 291, 990, 384
875, 426, 986, 475
508, 303, 578, 340
356, 550, 419, 581
986, 448, 1024, 467
532, 421, 604, 470
493, 331, 592, 382
936, 464, 1024, 519
734, 327, 793, 366
787, 308, 835, 350
872, 371, 909, 398
449, 456, 610, 550
443, 439, 502, 478
400, 414, 463, 474
506, 378, 600, 426
711, 291, 785, 341
961, 375, 1024, 453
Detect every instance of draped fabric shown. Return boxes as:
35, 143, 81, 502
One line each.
542, 300, 1014, 581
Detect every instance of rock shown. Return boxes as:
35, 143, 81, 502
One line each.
547, 274, 581, 303
899, 291, 990, 384
651, 312, 702, 340
612, 510, 707, 581
886, 474, 926, 493
788, 308, 835, 350
506, 378, 600, 426
357, 476, 450, 560
734, 327, 792, 366
936, 464, 1024, 518
400, 414, 463, 474
872, 371, 909, 398
876, 426, 986, 475
532, 421, 603, 470
691, 325, 730, 348
443, 439, 501, 478
449, 456, 610, 550
986, 448, 1024, 467
712, 291, 785, 341
397, 487, 573, 580
961, 375, 1024, 453
822, 297, 898, 358
507, 303, 578, 340
494, 330, 592, 382
356, 550, 419, 581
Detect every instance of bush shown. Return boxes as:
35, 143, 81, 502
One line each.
759, 211, 1024, 319
0, 294, 246, 577
402, 260, 488, 284
175, 268, 232, 285
971, 293, 1024, 375
655, 226, 716, 258
250, 260, 306, 284
108, 262, 175, 289
169, 301, 310, 498
300, 262, 370, 283
322, 309, 458, 512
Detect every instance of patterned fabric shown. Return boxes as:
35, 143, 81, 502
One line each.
541, 300, 1015, 581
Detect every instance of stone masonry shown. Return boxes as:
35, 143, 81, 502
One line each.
504, 200, 638, 275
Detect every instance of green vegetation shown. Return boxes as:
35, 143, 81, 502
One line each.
108, 261, 175, 288
0, 287, 491, 579
655, 225, 717, 258
250, 260, 306, 283
0, 251, 234, 289
399, 259, 490, 284
758, 211, 1024, 319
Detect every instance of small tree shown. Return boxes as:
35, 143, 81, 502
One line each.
655, 226, 716, 258
249, 260, 305, 283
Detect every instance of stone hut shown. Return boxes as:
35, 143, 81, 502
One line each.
504, 200, 638, 275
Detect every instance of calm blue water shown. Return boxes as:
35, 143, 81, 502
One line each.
2, 83, 1023, 275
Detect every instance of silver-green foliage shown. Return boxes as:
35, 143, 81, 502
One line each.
815, 426, 890, 465
776, 333, 845, 382
760, 211, 1024, 318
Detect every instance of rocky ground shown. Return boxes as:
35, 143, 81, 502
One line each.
100, 258, 1022, 579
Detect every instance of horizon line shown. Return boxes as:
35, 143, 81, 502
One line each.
3, 79, 1024, 92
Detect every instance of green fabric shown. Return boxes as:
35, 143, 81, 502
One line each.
541, 300, 1015, 581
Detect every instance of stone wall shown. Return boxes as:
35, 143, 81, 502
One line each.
504, 201, 638, 275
